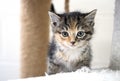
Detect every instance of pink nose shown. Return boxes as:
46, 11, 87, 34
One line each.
71, 41, 75, 45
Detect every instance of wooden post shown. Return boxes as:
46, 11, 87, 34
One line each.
21, 0, 50, 78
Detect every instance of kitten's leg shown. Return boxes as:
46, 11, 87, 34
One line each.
47, 61, 60, 75
76, 59, 91, 73
77, 66, 91, 73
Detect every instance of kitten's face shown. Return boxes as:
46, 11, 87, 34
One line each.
49, 10, 96, 49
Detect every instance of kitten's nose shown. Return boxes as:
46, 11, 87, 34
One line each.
71, 41, 75, 45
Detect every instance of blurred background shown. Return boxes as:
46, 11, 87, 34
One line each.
0, 0, 20, 81
0, 0, 115, 81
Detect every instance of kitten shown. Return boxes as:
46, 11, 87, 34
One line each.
47, 4, 97, 75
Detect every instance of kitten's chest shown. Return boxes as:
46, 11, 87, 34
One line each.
54, 48, 85, 71
54, 46, 90, 71
64, 48, 82, 62
55, 48, 84, 63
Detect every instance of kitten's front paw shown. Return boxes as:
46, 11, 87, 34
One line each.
77, 66, 91, 73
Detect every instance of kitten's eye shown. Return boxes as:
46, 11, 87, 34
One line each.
61, 31, 69, 37
77, 31, 85, 38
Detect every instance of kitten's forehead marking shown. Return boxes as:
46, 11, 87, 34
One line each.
62, 14, 80, 30
64, 19, 78, 31
70, 20, 78, 29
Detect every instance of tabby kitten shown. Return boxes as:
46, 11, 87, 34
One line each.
47, 5, 97, 75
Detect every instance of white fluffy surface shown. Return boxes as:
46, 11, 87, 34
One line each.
9, 69, 120, 81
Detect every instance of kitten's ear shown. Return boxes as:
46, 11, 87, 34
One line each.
48, 11, 61, 26
84, 9, 97, 23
